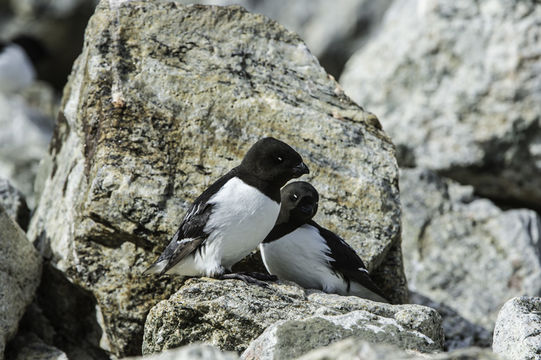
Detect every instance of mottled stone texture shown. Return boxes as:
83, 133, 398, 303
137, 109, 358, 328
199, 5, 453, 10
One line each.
341, 0, 541, 207
28, 1, 403, 357
173, 0, 393, 77
297, 338, 503, 360
400, 169, 541, 331
0, 206, 42, 358
493, 296, 541, 360
143, 279, 443, 355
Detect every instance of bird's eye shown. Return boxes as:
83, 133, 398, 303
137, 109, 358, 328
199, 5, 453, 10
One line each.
289, 193, 298, 201
276, 156, 283, 163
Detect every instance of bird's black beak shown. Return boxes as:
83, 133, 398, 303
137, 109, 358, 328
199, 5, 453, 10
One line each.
292, 162, 309, 177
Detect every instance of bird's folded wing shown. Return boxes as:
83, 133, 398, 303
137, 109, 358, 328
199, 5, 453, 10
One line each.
144, 201, 214, 275
311, 221, 387, 300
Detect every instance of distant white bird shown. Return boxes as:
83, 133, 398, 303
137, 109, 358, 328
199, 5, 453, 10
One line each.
0, 35, 47, 93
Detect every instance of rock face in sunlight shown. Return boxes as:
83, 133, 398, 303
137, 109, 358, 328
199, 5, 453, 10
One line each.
400, 169, 541, 332
143, 279, 443, 356
173, 0, 394, 77
28, 1, 403, 356
341, 0, 541, 207
0, 206, 42, 358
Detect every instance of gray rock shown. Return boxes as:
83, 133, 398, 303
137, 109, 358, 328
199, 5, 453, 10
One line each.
0, 88, 54, 208
242, 310, 441, 359
173, 0, 393, 77
340, 0, 541, 207
0, 206, 42, 358
297, 338, 503, 360
28, 1, 404, 356
6, 332, 68, 360
143, 278, 443, 355
0, 177, 30, 230
124, 344, 238, 360
400, 168, 541, 331
410, 292, 492, 351
493, 296, 541, 360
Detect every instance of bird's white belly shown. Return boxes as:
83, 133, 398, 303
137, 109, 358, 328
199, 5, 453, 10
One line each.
260, 224, 346, 291
202, 177, 280, 271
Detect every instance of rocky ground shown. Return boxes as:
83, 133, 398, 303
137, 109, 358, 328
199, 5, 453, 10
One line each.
0, 0, 540, 360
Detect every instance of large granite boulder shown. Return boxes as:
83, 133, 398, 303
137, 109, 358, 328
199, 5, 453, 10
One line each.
0, 206, 42, 358
400, 168, 541, 331
28, 1, 403, 357
143, 279, 443, 355
297, 338, 503, 360
493, 296, 541, 360
340, 0, 541, 207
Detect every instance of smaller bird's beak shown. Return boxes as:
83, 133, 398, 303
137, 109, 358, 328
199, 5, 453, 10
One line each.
293, 162, 309, 177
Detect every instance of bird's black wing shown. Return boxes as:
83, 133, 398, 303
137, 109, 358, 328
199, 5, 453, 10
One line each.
308, 220, 387, 300
144, 169, 238, 275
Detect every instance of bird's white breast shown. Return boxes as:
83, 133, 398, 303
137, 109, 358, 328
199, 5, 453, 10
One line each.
0, 45, 35, 93
260, 224, 344, 290
203, 177, 280, 270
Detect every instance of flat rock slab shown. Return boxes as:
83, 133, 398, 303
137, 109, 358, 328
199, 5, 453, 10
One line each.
28, 1, 404, 356
143, 279, 443, 355
493, 296, 541, 360
341, 0, 541, 207
0, 206, 42, 358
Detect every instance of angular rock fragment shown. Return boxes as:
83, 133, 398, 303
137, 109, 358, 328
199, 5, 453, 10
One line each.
297, 338, 503, 360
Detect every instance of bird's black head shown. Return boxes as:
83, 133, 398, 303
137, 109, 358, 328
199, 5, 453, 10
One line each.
278, 181, 319, 226
240, 137, 309, 188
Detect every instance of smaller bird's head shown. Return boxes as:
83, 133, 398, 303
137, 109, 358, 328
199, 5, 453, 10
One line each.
279, 181, 319, 225
241, 137, 309, 187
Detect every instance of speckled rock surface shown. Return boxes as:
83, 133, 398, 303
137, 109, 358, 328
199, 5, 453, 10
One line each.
173, 0, 393, 77
0, 177, 30, 230
27, 1, 404, 356
297, 338, 503, 360
242, 310, 441, 359
400, 168, 541, 331
125, 344, 238, 360
493, 296, 541, 360
340, 0, 541, 207
143, 279, 443, 355
0, 206, 42, 358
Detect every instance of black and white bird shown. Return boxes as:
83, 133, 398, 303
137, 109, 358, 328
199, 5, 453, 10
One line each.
260, 181, 388, 302
0, 35, 48, 93
144, 137, 309, 282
